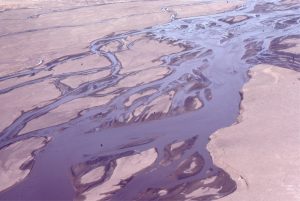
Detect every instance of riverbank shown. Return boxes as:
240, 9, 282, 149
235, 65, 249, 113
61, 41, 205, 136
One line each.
1, 0, 300, 200
0, 0, 245, 197
208, 64, 300, 200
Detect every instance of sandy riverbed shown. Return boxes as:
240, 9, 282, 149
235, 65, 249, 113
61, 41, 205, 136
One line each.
0, 0, 246, 198
0, 0, 299, 200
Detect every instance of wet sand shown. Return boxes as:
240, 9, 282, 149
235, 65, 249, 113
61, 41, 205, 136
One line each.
0, 0, 299, 200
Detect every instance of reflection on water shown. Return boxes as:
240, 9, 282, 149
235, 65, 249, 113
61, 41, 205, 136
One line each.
0, 0, 299, 200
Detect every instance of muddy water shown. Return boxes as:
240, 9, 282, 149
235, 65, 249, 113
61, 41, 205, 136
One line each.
0, 0, 299, 200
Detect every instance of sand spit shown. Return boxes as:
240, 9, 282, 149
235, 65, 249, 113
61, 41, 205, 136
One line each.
71, 136, 234, 201
208, 64, 300, 200
0, 137, 50, 192
79, 148, 158, 200
19, 94, 116, 134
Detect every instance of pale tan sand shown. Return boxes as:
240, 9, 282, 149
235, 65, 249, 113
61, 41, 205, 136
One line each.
181, 158, 198, 174
133, 91, 175, 118
0, 0, 91, 9
124, 89, 157, 107
232, 15, 248, 22
122, 68, 169, 88
185, 180, 220, 200
222, 15, 249, 24
185, 180, 221, 201
176, 154, 200, 175
170, 0, 244, 18
20, 94, 115, 134
117, 38, 183, 74
0, 0, 244, 75
0, 0, 45, 10
281, 0, 300, 4
208, 64, 300, 201
150, 175, 222, 200
52, 54, 111, 75
99, 67, 170, 95
101, 40, 122, 53
189, 97, 203, 110
0, 0, 245, 134
81, 148, 157, 200
61, 69, 111, 88
80, 166, 105, 185
279, 38, 300, 54
160, 138, 195, 167
0, 81, 60, 132
0, 54, 110, 89
0, 70, 49, 89
170, 141, 186, 152
0, 137, 49, 192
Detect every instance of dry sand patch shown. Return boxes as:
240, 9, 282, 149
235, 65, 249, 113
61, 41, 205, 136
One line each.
0, 137, 50, 192
208, 64, 300, 201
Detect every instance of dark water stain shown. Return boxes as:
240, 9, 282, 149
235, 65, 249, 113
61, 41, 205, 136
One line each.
0, 0, 299, 200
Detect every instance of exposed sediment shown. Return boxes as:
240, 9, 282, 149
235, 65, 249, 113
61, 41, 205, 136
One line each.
0, 137, 50, 192
208, 64, 300, 200
1, 0, 300, 200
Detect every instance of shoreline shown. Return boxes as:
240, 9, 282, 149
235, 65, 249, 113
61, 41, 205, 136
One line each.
208, 64, 300, 200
